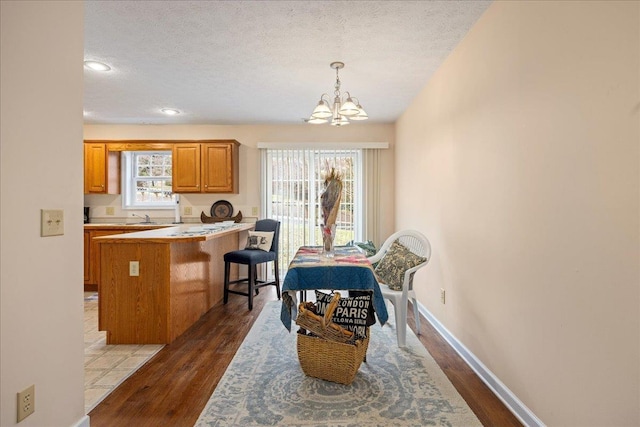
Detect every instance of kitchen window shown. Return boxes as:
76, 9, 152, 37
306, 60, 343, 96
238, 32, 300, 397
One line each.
121, 151, 174, 209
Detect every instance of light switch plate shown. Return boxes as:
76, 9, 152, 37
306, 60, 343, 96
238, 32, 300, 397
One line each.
41, 209, 64, 237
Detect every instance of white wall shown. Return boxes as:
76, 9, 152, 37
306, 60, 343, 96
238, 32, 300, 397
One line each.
0, 2, 86, 427
83, 124, 396, 243
396, 1, 639, 425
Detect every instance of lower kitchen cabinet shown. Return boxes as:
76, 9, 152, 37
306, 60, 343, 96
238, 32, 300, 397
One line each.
84, 229, 122, 291
84, 226, 165, 291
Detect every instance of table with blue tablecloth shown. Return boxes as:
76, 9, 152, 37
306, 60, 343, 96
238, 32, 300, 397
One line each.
280, 245, 388, 331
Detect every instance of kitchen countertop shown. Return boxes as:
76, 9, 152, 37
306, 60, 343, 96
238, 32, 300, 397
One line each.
92, 222, 254, 243
84, 223, 177, 230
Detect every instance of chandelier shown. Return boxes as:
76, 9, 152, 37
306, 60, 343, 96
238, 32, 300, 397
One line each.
308, 62, 368, 126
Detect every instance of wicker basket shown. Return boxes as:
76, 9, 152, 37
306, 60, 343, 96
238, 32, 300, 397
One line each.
295, 294, 354, 344
295, 292, 369, 385
297, 331, 369, 385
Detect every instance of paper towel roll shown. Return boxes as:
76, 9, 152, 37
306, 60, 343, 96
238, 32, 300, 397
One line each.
174, 194, 181, 223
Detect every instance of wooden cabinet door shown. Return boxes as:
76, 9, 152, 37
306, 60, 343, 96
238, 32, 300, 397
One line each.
201, 142, 238, 193
89, 230, 123, 285
172, 143, 201, 192
84, 143, 107, 193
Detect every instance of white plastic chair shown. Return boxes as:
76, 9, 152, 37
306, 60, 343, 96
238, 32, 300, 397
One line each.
368, 230, 431, 347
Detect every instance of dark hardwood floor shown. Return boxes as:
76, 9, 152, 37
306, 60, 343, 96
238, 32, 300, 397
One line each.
88, 287, 522, 426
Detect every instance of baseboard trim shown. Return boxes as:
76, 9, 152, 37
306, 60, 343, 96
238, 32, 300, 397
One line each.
71, 414, 90, 427
417, 302, 545, 427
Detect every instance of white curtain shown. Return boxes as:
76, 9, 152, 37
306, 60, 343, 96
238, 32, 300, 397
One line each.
362, 148, 381, 246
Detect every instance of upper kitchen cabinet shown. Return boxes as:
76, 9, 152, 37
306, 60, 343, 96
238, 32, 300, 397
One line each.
173, 140, 239, 193
84, 142, 119, 194
201, 141, 239, 193
172, 143, 201, 192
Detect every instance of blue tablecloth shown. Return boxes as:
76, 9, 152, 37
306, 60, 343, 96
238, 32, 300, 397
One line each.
280, 246, 388, 331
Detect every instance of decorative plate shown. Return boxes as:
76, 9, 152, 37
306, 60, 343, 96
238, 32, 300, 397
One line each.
210, 200, 233, 218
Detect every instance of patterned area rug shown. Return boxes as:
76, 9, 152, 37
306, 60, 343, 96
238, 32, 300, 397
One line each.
195, 301, 481, 426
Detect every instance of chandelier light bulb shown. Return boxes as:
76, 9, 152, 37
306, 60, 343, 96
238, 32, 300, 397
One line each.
311, 100, 332, 119
349, 103, 369, 121
339, 97, 359, 116
308, 116, 328, 124
330, 115, 350, 126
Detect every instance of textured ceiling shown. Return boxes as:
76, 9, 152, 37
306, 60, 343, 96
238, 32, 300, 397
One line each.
83, 1, 491, 125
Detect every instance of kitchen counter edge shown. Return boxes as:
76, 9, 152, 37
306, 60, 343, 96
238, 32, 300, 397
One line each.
92, 222, 254, 243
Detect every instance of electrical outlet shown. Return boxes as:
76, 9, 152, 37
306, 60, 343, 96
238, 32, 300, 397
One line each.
129, 261, 139, 277
251, 207, 258, 216
17, 384, 35, 422
440, 288, 446, 304
41, 209, 64, 237
106, 206, 115, 216
184, 206, 192, 215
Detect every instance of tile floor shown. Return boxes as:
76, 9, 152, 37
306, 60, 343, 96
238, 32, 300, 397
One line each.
84, 292, 164, 413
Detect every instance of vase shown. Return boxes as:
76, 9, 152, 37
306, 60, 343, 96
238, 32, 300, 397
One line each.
321, 224, 336, 258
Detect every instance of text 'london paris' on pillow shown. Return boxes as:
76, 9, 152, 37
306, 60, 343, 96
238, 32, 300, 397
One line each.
314, 290, 373, 340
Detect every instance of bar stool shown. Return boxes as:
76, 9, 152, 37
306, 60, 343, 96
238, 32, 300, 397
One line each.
223, 219, 281, 310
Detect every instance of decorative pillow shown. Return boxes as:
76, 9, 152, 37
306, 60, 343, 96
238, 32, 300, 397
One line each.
314, 291, 373, 340
245, 231, 274, 252
351, 240, 378, 257
374, 240, 426, 291
348, 290, 376, 327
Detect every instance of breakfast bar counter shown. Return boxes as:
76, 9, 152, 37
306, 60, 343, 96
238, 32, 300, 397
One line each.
84, 223, 175, 230
95, 223, 254, 344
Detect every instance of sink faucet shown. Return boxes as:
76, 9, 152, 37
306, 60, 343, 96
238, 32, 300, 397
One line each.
132, 213, 152, 223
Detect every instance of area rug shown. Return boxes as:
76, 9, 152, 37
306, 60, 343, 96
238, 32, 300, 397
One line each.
195, 301, 481, 426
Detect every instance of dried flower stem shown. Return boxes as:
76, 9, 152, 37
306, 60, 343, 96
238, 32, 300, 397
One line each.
321, 167, 343, 228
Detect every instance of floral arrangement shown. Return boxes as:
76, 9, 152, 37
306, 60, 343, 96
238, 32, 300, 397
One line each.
320, 167, 342, 255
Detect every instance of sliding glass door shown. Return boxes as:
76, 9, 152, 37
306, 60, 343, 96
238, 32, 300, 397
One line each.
261, 148, 363, 272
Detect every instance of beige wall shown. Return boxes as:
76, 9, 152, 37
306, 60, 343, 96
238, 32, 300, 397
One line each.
396, 1, 639, 425
83, 124, 396, 242
0, 2, 86, 426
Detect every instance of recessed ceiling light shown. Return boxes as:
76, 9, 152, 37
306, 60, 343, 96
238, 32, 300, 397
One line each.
161, 108, 180, 115
84, 60, 111, 71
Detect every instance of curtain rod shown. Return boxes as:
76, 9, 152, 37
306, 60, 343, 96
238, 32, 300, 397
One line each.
257, 142, 388, 150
